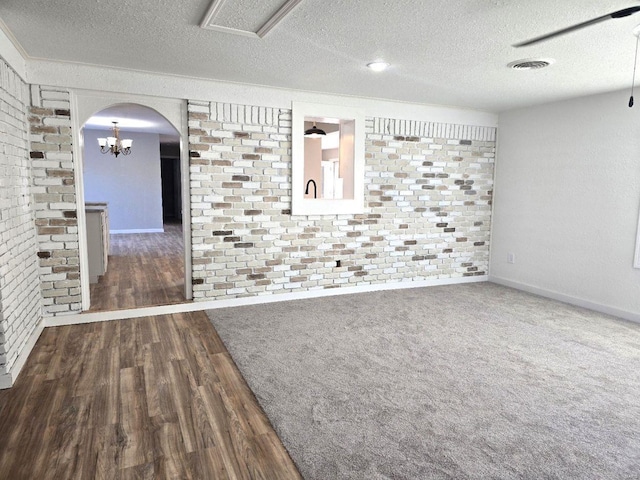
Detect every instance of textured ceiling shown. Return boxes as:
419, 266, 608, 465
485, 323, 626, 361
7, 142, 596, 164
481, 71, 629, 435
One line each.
2, 0, 640, 112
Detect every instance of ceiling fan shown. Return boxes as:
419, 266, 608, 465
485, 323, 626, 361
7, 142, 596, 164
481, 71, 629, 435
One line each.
514, 6, 640, 47
514, 6, 640, 107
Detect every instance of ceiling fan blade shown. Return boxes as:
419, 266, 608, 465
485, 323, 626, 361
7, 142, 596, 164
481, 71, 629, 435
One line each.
514, 6, 640, 47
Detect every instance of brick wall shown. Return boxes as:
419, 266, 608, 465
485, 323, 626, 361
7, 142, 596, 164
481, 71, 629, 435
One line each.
29, 86, 81, 315
188, 101, 495, 300
0, 57, 42, 376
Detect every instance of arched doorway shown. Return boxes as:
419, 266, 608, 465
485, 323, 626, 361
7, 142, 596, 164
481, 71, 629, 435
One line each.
71, 91, 192, 312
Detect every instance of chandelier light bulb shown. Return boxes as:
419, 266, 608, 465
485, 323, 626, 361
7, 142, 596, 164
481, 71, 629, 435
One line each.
97, 121, 133, 157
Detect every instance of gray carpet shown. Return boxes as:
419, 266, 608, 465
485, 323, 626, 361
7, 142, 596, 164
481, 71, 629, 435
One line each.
207, 282, 640, 479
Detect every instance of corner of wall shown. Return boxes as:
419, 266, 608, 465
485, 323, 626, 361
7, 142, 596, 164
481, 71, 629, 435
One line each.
0, 317, 45, 389
0, 18, 27, 81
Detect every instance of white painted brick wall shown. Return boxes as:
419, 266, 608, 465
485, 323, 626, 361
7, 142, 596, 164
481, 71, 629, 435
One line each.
0, 57, 42, 375
188, 101, 495, 301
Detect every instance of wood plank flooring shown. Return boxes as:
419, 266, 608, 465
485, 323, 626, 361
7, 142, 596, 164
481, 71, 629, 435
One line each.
0, 311, 302, 479
90, 223, 186, 312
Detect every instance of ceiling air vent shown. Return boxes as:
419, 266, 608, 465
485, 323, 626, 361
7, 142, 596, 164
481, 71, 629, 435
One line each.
508, 59, 554, 70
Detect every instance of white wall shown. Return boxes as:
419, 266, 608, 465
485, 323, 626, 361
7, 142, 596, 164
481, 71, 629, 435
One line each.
492, 89, 640, 321
83, 129, 163, 233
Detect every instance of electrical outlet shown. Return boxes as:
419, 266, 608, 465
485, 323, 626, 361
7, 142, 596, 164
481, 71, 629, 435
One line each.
507, 253, 515, 264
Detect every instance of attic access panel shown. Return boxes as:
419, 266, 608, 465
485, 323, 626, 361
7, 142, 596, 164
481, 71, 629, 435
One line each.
200, 0, 303, 38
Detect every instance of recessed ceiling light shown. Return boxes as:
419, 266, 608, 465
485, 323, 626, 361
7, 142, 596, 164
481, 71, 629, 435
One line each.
507, 58, 555, 70
367, 61, 389, 72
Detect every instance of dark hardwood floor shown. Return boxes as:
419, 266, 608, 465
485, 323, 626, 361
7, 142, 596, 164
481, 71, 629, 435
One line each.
0, 311, 302, 479
90, 223, 186, 312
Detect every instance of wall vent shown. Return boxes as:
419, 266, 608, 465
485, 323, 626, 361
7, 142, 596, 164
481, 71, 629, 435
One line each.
508, 59, 554, 70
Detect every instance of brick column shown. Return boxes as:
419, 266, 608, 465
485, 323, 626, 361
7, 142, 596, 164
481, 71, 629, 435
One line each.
29, 86, 81, 315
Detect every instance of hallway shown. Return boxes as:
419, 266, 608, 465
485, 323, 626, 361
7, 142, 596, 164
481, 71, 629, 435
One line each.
89, 223, 185, 312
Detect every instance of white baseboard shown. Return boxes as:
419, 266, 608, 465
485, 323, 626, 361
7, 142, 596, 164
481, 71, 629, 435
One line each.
110, 228, 164, 234
0, 373, 12, 389
0, 318, 45, 389
203, 275, 489, 311
489, 275, 640, 324
46, 275, 488, 327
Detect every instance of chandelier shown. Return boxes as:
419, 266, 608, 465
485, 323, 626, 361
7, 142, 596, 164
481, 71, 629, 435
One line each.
97, 121, 133, 157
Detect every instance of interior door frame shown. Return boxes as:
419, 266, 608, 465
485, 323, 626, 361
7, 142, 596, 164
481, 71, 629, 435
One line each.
70, 89, 192, 311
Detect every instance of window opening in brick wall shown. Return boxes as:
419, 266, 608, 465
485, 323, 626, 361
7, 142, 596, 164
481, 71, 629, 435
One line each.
292, 102, 365, 215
